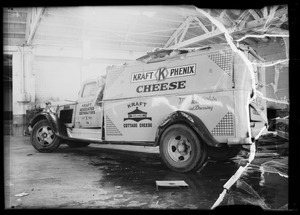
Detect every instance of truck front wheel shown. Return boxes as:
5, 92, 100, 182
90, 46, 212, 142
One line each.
30, 119, 61, 152
159, 124, 207, 173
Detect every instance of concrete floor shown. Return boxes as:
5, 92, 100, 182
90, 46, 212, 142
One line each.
4, 135, 288, 209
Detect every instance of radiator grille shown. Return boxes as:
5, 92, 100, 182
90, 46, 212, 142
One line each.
60, 109, 73, 123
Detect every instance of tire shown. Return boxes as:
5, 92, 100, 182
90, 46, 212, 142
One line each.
66, 141, 90, 148
207, 145, 241, 161
30, 119, 61, 152
159, 124, 207, 173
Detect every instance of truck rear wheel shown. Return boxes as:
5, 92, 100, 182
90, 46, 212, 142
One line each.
30, 119, 61, 153
66, 141, 90, 148
207, 145, 241, 161
159, 124, 207, 173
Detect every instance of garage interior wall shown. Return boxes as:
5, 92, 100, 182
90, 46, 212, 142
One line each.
34, 56, 85, 103
4, 46, 36, 136
256, 37, 289, 112
33, 47, 139, 103
6, 45, 140, 136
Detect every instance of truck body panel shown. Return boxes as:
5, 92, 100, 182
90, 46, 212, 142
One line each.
30, 44, 267, 147
104, 48, 233, 101
104, 91, 235, 143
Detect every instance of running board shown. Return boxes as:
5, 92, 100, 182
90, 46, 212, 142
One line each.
67, 128, 102, 141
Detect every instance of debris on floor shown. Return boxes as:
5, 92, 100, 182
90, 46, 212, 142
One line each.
5, 134, 288, 209
156, 180, 188, 190
14, 192, 29, 197
115, 186, 122, 190
261, 160, 288, 178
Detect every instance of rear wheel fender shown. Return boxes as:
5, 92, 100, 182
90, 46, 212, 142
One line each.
155, 111, 220, 147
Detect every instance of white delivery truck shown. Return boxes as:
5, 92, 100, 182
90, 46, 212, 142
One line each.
28, 44, 267, 172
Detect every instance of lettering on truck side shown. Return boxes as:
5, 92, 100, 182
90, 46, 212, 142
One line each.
136, 81, 186, 93
131, 64, 196, 83
169, 65, 195, 77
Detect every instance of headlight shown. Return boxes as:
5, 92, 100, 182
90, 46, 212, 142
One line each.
44, 101, 56, 113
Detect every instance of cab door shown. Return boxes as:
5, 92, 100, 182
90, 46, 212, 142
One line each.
75, 79, 102, 129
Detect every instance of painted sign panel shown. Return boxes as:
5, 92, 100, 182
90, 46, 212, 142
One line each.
104, 91, 235, 142
76, 102, 102, 128
104, 49, 233, 101
131, 64, 196, 83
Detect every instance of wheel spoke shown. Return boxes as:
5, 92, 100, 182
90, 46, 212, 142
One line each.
166, 131, 196, 164
37, 132, 43, 139
37, 128, 43, 137
37, 132, 45, 143
170, 147, 184, 161
45, 135, 54, 144
169, 138, 178, 147
48, 130, 54, 136
41, 127, 48, 134
182, 153, 190, 161
39, 138, 45, 145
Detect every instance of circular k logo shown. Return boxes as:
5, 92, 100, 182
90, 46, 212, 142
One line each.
155, 67, 168, 81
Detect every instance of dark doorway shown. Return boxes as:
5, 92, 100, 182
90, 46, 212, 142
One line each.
4, 55, 13, 135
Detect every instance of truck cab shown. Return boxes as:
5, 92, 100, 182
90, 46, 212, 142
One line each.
58, 76, 105, 141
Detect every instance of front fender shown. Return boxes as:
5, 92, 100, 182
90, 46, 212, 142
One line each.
154, 111, 221, 147
29, 112, 68, 138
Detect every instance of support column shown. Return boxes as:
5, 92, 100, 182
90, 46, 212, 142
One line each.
11, 46, 35, 136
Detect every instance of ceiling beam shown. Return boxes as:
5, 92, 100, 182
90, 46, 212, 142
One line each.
46, 11, 176, 30
4, 8, 28, 14
41, 22, 175, 38
34, 45, 145, 60
32, 41, 156, 52
3, 31, 26, 35
35, 34, 164, 46
214, 10, 233, 27
43, 20, 180, 39
3, 20, 27, 25
163, 16, 194, 48
167, 6, 288, 49
26, 7, 45, 45
244, 6, 287, 30
179, 20, 191, 43
249, 9, 261, 20
3, 38, 27, 46
193, 16, 209, 33
168, 28, 225, 49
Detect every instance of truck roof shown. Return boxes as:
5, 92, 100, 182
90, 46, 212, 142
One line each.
106, 43, 232, 72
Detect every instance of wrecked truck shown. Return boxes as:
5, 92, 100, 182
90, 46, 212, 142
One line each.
28, 44, 267, 173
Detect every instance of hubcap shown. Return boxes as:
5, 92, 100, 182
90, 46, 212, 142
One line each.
36, 126, 55, 146
167, 135, 192, 162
